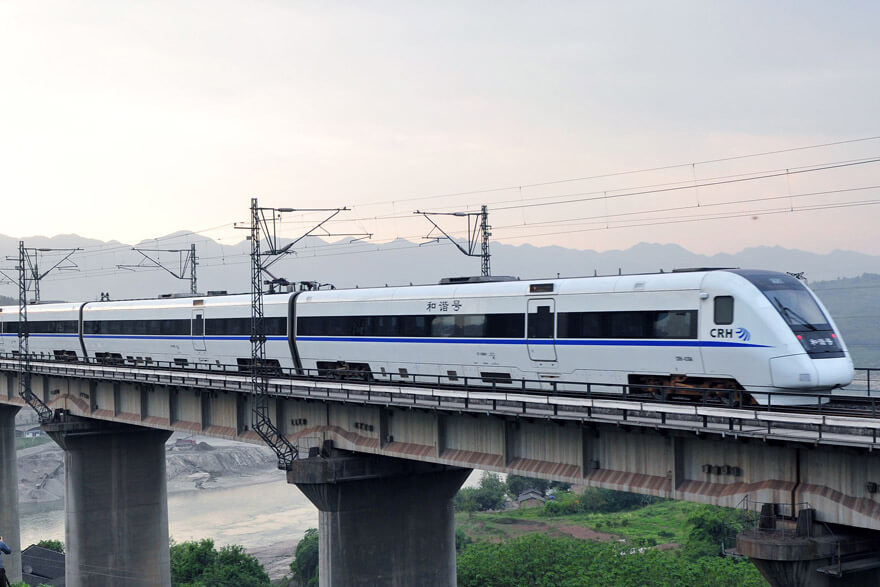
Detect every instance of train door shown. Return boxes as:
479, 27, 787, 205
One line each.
527, 298, 557, 361
191, 310, 206, 351
699, 285, 737, 377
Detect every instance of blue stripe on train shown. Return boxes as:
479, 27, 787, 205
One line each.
1, 333, 769, 349
295, 336, 769, 348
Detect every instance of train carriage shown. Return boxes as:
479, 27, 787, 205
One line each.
294, 282, 529, 384
0, 303, 83, 361
293, 269, 853, 403
79, 293, 292, 370
0, 268, 855, 405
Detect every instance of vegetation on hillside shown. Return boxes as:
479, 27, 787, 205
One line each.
453, 474, 767, 586
170, 538, 269, 586
457, 533, 764, 587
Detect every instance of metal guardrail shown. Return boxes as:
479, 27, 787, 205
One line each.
736, 496, 810, 539
2, 356, 880, 450
849, 368, 880, 394
1, 352, 877, 410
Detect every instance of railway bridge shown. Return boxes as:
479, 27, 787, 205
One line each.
0, 359, 879, 586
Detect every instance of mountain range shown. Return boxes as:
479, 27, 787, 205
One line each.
1, 232, 879, 303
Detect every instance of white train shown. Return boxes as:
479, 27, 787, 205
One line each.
0, 269, 853, 404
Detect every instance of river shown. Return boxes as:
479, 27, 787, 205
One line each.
21, 478, 319, 550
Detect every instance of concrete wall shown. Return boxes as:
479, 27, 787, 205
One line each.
175, 390, 201, 424
2, 368, 880, 530
797, 448, 880, 528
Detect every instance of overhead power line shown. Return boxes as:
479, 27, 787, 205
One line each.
348, 135, 880, 209
491, 157, 880, 213
118, 245, 199, 294
415, 205, 492, 276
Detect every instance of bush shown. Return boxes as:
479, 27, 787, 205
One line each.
170, 538, 269, 586
540, 488, 664, 517
456, 533, 766, 587
682, 505, 752, 558
290, 528, 319, 587
36, 539, 64, 553
455, 473, 507, 512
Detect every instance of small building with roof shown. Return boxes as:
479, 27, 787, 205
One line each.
515, 489, 546, 509
21, 544, 65, 586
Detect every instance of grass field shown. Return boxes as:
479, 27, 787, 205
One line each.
456, 499, 707, 547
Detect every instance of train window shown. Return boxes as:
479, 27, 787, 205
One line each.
653, 311, 696, 339
575, 313, 603, 338
609, 312, 647, 338
22, 320, 79, 334
714, 296, 734, 325
460, 315, 485, 337
298, 313, 525, 338
486, 314, 525, 338
374, 316, 398, 337
258, 317, 286, 336
430, 315, 456, 337
557, 310, 696, 339
528, 305, 554, 339
350, 317, 368, 336
192, 314, 204, 337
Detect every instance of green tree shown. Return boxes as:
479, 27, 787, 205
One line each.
170, 538, 269, 586
455, 472, 507, 512
290, 528, 319, 587
683, 505, 751, 558
455, 488, 481, 517
540, 488, 663, 517
35, 539, 64, 553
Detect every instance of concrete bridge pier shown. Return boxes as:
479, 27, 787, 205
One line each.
288, 447, 471, 587
738, 508, 880, 587
45, 415, 172, 586
0, 405, 22, 583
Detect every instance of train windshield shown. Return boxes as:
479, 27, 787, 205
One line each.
731, 270, 831, 332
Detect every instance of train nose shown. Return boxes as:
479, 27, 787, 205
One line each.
769, 355, 818, 388
815, 356, 854, 388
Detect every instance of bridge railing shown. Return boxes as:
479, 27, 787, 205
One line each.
2, 352, 879, 417
849, 368, 880, 394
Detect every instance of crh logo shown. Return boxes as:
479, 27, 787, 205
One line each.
736, 328, 751, 342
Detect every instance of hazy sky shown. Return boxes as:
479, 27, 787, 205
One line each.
2, 1, 879, 255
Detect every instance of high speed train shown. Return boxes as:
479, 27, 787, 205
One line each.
0, 268, 853, 405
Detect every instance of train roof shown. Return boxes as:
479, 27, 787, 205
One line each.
0, 267, 809, 312
296, 268, 753, 303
